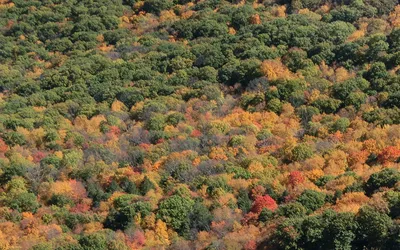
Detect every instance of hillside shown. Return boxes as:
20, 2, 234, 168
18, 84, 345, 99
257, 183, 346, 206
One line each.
1, 0, 400, 249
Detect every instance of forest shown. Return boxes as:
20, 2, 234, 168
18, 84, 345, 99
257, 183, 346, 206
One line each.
1, 0, 400, 249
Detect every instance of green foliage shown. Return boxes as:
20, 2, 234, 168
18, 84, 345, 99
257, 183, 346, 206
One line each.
157, 195, 194, 236
364, 62, 389, 91
146, 114, 166, 131
48, 194, 74, 207
237, 188, 252, 214
104, 195, 151, 230
312, 97, 342, 114
189, 201, 213, 232
259, 208, 274, 222
278, 202, 307, 218
385, 191, 400, 218
8, 192, 40, 213
330, 117, 351, 133
297, 190, 326, 213
266, 98, 282, 114
0, 161, 27, 184
79, 233, 107, 250
291, 143, 313, 162
139, 176, 156, 195
365, 168, 400, 195
2, 131, 26, 146
271, 211, 357, 250
142, 0, 174, 15
355, 206, 393, 248
119, 178, 139, 195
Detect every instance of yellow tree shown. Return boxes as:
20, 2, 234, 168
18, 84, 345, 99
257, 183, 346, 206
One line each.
260, 59, 292, 81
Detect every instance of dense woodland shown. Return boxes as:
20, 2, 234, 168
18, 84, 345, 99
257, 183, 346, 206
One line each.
1, 0, 400, 249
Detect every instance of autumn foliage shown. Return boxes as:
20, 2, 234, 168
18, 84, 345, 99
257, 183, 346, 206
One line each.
251, 195, 278, 214
378, 146, 400, 164
0, 0, 400, 249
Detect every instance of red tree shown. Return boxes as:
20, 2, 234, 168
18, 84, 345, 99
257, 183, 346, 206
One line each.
191, 129, 202, 137
251, 195, 278, 213
244, 240, 257, 250
32, 151, 46, 163
107, 125, 121, 137
0, 138, 8, 153
378, 146, 400, 164
288, 171, 305, 187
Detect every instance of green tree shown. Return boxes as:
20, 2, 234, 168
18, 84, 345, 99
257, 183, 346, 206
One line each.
231, 5, 255, 30
278, 202, 307, 218
297, 190, 326, 213
330, 118, 351, 133
104, 195, 151, 230
259, 208, 274, 222
237, 188, 252, 214
364, 62, 389, 91
355, 206, 393, 249
79, 233, 107, 250
8, 192, 40, 213
157, 195, 194, 236
291, 143, 313, 162
145, 114, 166, 131
189, 201, 213, 232
312, 97, 342, 114
142, 0, 173, 15
385, 191, 400, 218
365, 168, 400, 195
139, 176, 156, 195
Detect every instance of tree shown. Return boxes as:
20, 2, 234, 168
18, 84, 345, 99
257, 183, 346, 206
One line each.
231, 5, 255, 30
104, 195, 151, 230
237, 189, 252, 214
355, 206, 393, 248
330, 118, 350, 133
345, 92, 367, 109
142, 0, 173, 15
378, 146, 400, 164
251, 195, 278, 214
364, 0, 398, 15
79, 233, 108, 250
288, 171, 305, 187
48, 194, 74, 207
332, 78, 369, 101
291, 143, 313, 162
2, 131, 26, 147
301, 211, 357, 250
8, 192, 40, 213
312, 97, 342, 114
363, 62, 389, 91
278, 202, 307, 218
282, 48, 313, 72
140, 176, 156, 195
319, 21, 356, 45
189, 201, 213, 232
120, 177, 139, 194
365, 168, 400, 195
297, 190, 326, 213
259, 208, 274, 222
270, 210, 357, 249
157, 195, 194, 236
261, 59, 292, 81
0, 138, 8, 153
385, 191, 400, 218
145, 114, 166, 131
270, 218, 302, 249
0, 160, 27, 184
388, 28, 400, 52
266, 98, 283, 114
